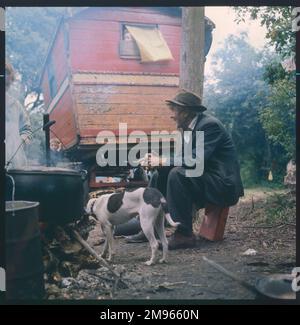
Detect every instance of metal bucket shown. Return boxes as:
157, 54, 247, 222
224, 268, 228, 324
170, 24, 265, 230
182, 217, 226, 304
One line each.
5, 201, 45, 299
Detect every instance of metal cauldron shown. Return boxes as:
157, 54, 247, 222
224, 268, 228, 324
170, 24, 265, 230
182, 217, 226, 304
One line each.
6, 166, 89, 226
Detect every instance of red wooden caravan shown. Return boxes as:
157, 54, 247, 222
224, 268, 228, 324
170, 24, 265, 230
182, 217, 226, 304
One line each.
39, 7, 214, 187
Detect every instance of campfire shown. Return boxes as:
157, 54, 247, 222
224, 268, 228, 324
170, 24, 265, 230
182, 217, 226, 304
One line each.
42, 188, 129, 300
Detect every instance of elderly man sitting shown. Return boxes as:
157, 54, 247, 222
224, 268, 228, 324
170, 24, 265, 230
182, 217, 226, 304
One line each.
123, 90, 244, 249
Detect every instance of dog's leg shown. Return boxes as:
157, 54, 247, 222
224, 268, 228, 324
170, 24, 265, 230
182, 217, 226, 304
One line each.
140, 215, 159, 266
105, 224, 114, 262
154, 211, 168, 264
100, 223, 109, 259
101, 238, 109, 259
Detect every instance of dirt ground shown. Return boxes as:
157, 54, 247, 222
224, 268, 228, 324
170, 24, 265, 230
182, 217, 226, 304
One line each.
46, 188, 296, 301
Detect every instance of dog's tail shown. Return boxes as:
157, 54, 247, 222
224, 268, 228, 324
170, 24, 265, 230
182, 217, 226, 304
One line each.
160, 197, 180, 228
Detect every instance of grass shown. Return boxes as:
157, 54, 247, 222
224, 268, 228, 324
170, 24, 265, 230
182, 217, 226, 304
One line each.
244, 180, 285, 191
238, 186, 295, 226
264, 191, 296, 225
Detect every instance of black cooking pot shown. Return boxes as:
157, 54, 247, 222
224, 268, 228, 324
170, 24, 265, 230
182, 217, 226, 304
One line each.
6, 167, 89, 225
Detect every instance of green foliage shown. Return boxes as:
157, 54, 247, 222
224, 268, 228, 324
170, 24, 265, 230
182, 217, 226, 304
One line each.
239, 157, 261, 187
233, 6, 296, 59
233, 6, 296, 174
6, 7, 65, 94
263, 61, 287, 85
205, 8, 296, 187
258, 76, 296, 160
204, 34, 270, 187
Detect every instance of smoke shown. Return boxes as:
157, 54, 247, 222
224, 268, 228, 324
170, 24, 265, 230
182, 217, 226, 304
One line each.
5, 82, 29, 169
6, 84, 57, 168
25, 114, 73, 167
25, 113, 45, 166
6, 81, 75, 169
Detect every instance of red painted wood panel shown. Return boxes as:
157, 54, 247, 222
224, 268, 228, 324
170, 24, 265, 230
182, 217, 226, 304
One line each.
73, 83, 178, 145
74, 8, 181, 26
49, 87, 77, 149
80, 128, 179, 139
78, 115, 176, 130
68, 8, 181, 74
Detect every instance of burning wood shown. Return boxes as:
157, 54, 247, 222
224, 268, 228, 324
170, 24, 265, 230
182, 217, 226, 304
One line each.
42, 188, 130, 300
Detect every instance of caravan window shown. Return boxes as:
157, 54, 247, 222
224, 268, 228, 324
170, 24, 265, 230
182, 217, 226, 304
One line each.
119, 23, 173, 63
119, 23, 157, 59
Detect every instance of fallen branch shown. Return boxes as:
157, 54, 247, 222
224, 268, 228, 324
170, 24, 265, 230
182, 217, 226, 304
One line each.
70, 228, 127, 291
202, 256, 258, 295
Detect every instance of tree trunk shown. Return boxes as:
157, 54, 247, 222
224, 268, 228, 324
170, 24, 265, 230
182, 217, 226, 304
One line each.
180, 7, 205, 98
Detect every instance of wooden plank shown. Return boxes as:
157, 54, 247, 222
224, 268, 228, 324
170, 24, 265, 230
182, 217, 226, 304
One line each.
73, 84, 178, 95
75, 92, 177, 105
77, 114, 176, 130
79, 126, 178, 144
76, 104, 174, 116
78, 126, 177, 134
71, 60, 179, 75
72, 73, 179, 86
78, 113, 174, 123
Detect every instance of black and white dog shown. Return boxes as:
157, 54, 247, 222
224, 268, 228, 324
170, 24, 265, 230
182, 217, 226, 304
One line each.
85, 188, 180, 265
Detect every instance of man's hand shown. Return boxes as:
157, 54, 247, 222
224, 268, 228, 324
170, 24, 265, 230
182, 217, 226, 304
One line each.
139, 152, 167, 169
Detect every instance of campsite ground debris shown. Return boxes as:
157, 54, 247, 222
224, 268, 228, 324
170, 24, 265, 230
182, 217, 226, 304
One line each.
44, 188, 295, 300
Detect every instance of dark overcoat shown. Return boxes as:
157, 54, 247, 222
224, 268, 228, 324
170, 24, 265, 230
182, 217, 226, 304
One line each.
170, 112, 244, 207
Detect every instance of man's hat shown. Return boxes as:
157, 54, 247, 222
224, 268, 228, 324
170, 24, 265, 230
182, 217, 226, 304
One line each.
165, 89, 207, 111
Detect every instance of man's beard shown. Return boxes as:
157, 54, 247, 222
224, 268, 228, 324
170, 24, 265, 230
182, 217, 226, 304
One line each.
177, 120, 191, 131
